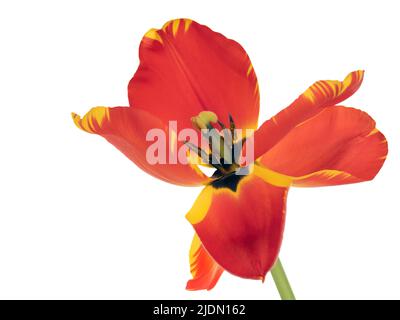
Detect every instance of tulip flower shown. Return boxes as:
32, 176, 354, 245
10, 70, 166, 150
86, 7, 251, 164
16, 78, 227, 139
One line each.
72, 19, 388, 299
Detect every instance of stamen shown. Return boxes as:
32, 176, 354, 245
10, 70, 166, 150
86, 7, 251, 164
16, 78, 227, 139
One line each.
232, 136, 246, 164
217, 120, 226, 130
184, 141, 226, 173
228, 113, 236, 141
184, 141, 208, 162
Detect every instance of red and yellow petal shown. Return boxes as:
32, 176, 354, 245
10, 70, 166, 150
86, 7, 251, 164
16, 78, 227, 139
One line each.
258, 106, 388, 187
186, 171, 288, 279
253, 71, 364, 158
186, 233, 224, 291
72, 106, 209, 186
128, 19, 259, 130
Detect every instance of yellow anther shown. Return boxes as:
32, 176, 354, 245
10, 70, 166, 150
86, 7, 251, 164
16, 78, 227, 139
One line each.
191, 111, 218, 130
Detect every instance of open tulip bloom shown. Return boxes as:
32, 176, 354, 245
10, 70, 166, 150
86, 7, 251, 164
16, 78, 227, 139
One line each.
72, 19, 388, 299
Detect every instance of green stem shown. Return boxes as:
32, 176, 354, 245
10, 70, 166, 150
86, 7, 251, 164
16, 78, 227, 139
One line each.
271, 258, 296, 300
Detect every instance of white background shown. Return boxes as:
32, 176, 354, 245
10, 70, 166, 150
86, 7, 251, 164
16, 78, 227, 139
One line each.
0, 0, 399, 299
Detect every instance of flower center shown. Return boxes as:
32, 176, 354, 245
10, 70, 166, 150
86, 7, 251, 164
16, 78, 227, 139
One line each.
186, 111, 247, 179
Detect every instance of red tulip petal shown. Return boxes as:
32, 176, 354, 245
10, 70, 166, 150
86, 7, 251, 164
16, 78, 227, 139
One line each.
72, 106, 209, 186
253, 71, 364, 158
186, 170, 288, 279
259, 106, 388, 186
186, 233, 224, 291
128, 19, 259, 130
